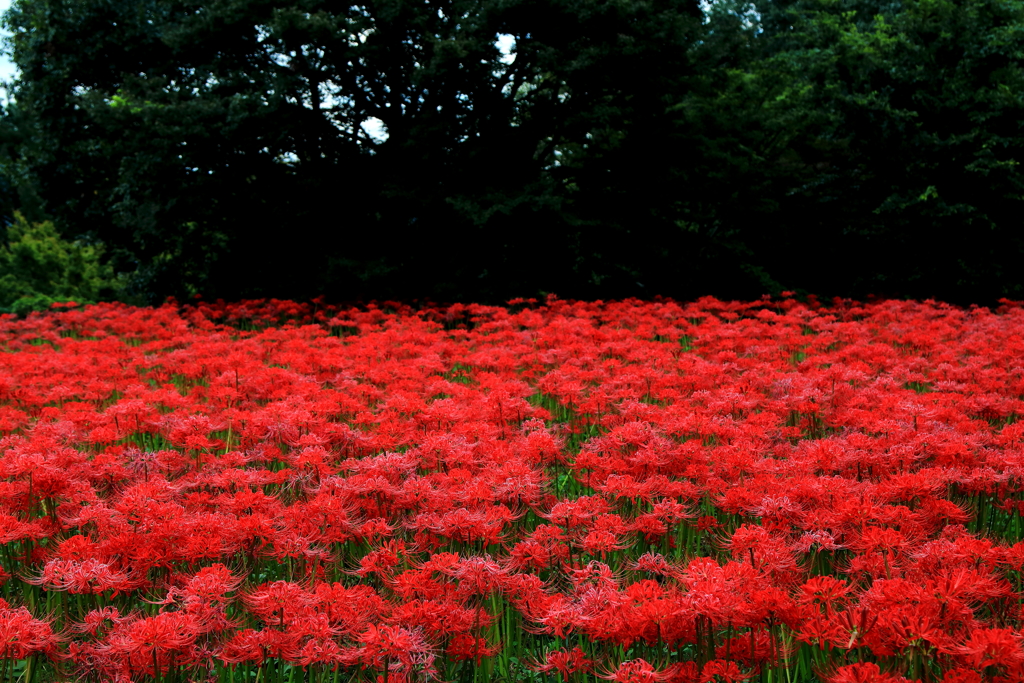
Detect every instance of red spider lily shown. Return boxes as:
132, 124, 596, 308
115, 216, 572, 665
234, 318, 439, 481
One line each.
356, 624, 435, 679
410, 506, 514, 546
392, 598, 478, 639
0, 602, 61, 660
825, 662, 909, 683
948, 627, 1024, 670
629, 552, 681, 579
356, 540, 406, 579
699, 659, 753, 682
286, 612, 344, 644
218, 628, 268, 665
27, 558, 146, 595
938, 668, 985, 682
580, 528, 631, 556
829, 607, 879, 650
568, 561, 620, 593
528, 646, 595, 682
794, 529, 844, 554
798, 576, 853, 616
885, 610, 953, 653
445, 632, 499, 664
102, 611, 201, 676
242, 581, 312, 627
748, 495, 805, 527
74, 607, 127, 636
696, 516, 722, 532
388, 566, 449, 601
544, 496, 612, 528
448, 554, 508, 597
312, 582, 390, 634
632, 513, 669, 542
795, 614, 843, 650
157, 564, 243, 633
507, 538, 554, 571
294, 637, 356, 668
599, 658, 679, 683
2, 297, 1024, 682
0, 512, 47, 544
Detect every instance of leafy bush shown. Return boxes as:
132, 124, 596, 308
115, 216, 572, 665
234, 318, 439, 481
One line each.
0, 212, 120, 314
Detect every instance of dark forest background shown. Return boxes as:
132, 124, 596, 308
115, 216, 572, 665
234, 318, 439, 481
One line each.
1, 0, 1023, 309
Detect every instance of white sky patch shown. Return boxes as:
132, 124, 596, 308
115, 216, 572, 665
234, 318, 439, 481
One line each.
496, 33, 515, 65
0, 0, 16, 89
361, 117, 388, 144
701, 0, 761, 30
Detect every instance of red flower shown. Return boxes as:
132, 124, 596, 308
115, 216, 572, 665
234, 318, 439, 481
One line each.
699, 660, 753, 683
242, 581, 312, 627
950, 628, 1024, 670
219, 628, 267, 665
600, 659, 677, 683
0, 604, 61, 660
445, 633, 499, 664
357, 624, 435, 678
825, 662, 908, 683
109, 611, 200, 676
530, 647, 595, 682
798, 576, 852, 616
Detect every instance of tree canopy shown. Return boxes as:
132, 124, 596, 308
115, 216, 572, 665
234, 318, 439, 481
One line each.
2, 0, 1024, 305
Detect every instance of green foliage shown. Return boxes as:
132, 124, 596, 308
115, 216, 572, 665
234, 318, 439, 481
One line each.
1, 0, 1024, 304
0, 212, 120, 314
735, 0, 1024, 303
0, 0, 709, 303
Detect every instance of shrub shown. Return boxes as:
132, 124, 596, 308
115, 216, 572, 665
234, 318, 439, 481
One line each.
0, 212, 120, 314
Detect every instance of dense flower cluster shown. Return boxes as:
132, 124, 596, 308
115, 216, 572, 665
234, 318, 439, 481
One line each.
1, 295, 1023, 683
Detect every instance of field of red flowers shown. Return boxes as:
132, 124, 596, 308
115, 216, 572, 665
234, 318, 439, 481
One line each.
1, 295, 1023, 683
